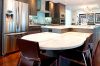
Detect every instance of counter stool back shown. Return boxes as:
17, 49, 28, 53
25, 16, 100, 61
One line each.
17, 39, 40, 66
59, 37, 92, 66
17, 38, 56, 66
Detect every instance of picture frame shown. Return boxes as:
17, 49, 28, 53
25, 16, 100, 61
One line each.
95, 13, 100, 23
79, 14, 86, 24
87, 13, 95, 25
87, 13, 95, 22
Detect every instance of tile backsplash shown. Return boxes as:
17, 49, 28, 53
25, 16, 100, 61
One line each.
29, 15, 38, 25
29, 12, 52, 25
45, 17, 52, 24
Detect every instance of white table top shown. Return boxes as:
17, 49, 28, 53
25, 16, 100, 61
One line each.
22, 32, 61, 42
22, 32, 92, 50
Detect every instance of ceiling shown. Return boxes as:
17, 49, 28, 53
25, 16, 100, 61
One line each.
47, 0, 100, 6
46, 0, 100, 10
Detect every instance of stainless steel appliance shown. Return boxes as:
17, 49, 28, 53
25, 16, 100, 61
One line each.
2, 0, 28, 55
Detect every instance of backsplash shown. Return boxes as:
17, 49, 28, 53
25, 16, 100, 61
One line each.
29, 11, 52, 25
29, 15, 37, 25
45, 17, 52, 24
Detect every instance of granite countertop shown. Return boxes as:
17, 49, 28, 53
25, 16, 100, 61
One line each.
69, 25, 95, 29
29, 25, 41, 26
41, 25, 67, 29
41, 25, 96, 29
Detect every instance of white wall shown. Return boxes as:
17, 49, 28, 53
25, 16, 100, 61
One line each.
65, 7, 72, 26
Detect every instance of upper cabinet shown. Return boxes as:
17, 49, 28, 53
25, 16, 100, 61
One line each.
45, 1, 49, 11
53, 3, 65, 25
54, 3, 65, 19
45, 1, 65, 25
45, 1, 54, 17
49, 1, 54, 17
28, 0, 37, 15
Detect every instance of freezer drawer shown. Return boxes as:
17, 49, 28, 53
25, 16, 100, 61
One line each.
3, 32, 26, 55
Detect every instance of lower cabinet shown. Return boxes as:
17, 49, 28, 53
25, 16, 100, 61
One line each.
0, 34, 2, 56
27, 26, 41, 34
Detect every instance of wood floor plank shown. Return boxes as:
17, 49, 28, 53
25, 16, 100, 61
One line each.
0, 52, 20, 66
0, 48, 100, 66
93, 42, 100, 66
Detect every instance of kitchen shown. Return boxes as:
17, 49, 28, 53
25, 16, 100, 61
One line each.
0, 0, 100, 66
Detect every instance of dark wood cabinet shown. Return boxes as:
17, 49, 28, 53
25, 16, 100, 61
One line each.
45, 1, 54, 17
28, 0, 37, 15
54, 3, 60, 18
0, 0, 3, 56
53, 3, 65, 25
16, 0, 37, 15
0, 33, 2, 55
49, 2, 54, 17
45, 1, 49, 11
27, 26, 41, 34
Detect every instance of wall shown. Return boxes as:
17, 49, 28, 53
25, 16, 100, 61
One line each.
65, 7, 72, 25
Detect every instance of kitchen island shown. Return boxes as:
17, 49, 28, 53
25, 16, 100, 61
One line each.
41, 25, 95, 33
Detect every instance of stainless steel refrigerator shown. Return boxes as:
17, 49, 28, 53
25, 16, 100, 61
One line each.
2, 0, 28, 55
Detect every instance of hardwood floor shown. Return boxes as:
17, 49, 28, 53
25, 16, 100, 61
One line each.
93, 41, 100, 66
0, 46, 100, 66
0, 52, 20, 66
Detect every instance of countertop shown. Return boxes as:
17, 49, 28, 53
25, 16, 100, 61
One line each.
29, 25, 41, 27
41, 25, 96, 29
22, 32, 92, 50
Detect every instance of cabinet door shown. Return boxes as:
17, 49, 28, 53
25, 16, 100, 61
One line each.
0, 0, 3, 55
45, 1, 54, 17
29, 0, 37, 15
0, 34, 2, 55
54, 3, 60, 18
45, 1, 49, 11
60, 4, 65, 19
49, 2, 54, 17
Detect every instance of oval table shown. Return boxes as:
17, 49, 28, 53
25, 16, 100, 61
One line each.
21, 32, 92, 50
21, 32, 92, 63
